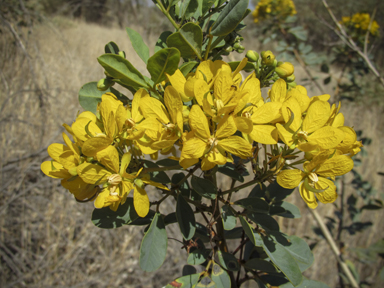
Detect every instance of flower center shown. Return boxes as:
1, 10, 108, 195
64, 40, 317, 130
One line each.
297, 131, 308, 142
108, 174, 122, 186
308, 172, 319, 187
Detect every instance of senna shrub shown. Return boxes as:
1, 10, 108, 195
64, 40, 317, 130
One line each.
41, 1, 362, 287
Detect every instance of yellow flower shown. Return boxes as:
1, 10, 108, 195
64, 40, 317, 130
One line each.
277, 150, 354, 208
253, 0, 296, 23
180, 105, 252, 170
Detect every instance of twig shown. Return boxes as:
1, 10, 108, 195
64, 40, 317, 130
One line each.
309, 208, 359, 288
321, 0, 384, 87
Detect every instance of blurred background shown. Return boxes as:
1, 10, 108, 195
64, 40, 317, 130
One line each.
0, 0, 383, 287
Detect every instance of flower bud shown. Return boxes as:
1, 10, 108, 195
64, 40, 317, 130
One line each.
225, 46, 233, 52
233, 42, 241, 49
118, 51, 126, 58
286, 74, 296, 82
288, 81, 297, 88
237, 46, 245, 53
97, 78, 114, 91
246, 50, 259, 62
134, 178, 145, 189
275, 62, 294, 78
261, 50, 275, 65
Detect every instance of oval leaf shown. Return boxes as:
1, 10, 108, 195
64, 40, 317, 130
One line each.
126, 27, 150, 64
284, 236, 314, 272
261, 236, 302, 287
191, 175, 217, 199
139, 213, 168, 272
187, 249, 211, 265
239, 216, 256, 245
165, 273, 200, 288
211, 0, 249, 36
244, 258, 277, 273
167, 22, 203, 59
211, 263, 231, 288
235, 197, 269, 213
221, 204, 237, 230
217, 251, 240, 271
176, 194, 196, 240
98, 54, 148, 89
147, 47, 180, 84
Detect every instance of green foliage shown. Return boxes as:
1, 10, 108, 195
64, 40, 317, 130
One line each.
126, 27, 150, 64
139, 213, 168, 272
167, 22, 203, 59
147, 48, 181, 84
176, 194, 196, 240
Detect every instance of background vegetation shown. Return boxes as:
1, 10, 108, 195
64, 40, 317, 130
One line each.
0, 0, 383, 287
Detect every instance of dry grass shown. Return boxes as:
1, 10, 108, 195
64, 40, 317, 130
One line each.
0, 17, 383, 288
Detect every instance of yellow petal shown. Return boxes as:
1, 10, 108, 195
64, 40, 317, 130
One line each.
41, 161, 71, 179
179, 156, 199, 169
77, 163, 111, 184
286, 86, 310, 113
218, 136, 252, 158
104, 110, 117, 139
59, 150, 77, 170
336, 126, 357, 153
306, 126, 344, 150
164, 85, 183, 126
181, 137, 207, 159
72, 117, 102, 142
47, 143, 70, 162
234, 117, 253, 134
82, 137, 112, 157
315, 177, 337, 204
96, 145, 119, 173
240, 74, 262, 106
116, 104, 127, 132
304, 150, 333, 172
302, 100, 330, 133
140, 97, 170, 124
166, 69, 190, 102
331, 113, 345, 127
281, 97, 302, 131
270, 79, 287, 103
194, 78, 210, 106
299, 183, 318, 209
251, 102, 283, 124
216, 114, 237, 139
249, 125, 278, 145
316, 155, 354, 177
276, 123, 294, 146
94, 188, 109, 208
206, 150, 226, 165
132, 89, 147, 122
201, 156, 217, 171
134, 186, 149, 217
277, 169, 304, 189
120, 153, 132, 176
189, 105, 210, 139
214, 70, 234, 104
232, 57, 248, 78
61, 177, 94, 200
143, 179, 169, 191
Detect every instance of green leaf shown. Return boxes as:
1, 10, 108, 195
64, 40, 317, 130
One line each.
221, 205, 237, 230
104, 41, 120, 54
139, 213, 168, 272
195, 222, 211, 242
141, 160, 171, 183
210, 0, 249, 36
97, 54, 148, 89
247, 212, 280, 231
196, 276, 215, 287
164, 212, 178, 225
224, 227, 243, 239
211, 263, 231, 288
78, 82, 108, 114
157, 158, 180, 167
129, 210, 156, 226
266, 181, 295, 201
155, 31, 173, 53
172, 172, 192, 198
239, 216, 256, 245
234, 197, 269, 214
191, 175, 217, 199
271, 201, 301, 218
180, 0, 199, 19
321, 63, 329, 73
187, 248, 211, 265
261, 236, 302, 286
288, 26, 308, 41
324, 76, 331, 85
165, 273, 200, 288
217, 250, 240, 271
284, 236, 314, 272
248, 183, 266, 198
167, 22, 203, 59
91, 198, 138, 229
179, 61, 198, 77
361, 204, 382, 210
176, 194, 196, 240
218, 164, 244, 182
147, 48, 180, 84
126, 27, 150, 64
244, 258, 277, 273
280, 277, 330, 288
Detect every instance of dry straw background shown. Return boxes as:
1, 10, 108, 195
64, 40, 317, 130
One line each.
1, 13, 384, 288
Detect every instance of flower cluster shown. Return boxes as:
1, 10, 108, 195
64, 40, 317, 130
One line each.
252, 0, 297, 23
41, 57, 361, 214
341, 13, 380, 37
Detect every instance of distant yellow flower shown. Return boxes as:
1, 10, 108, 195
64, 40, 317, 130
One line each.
252, 0, 296, 23
341, 13, 380, 37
